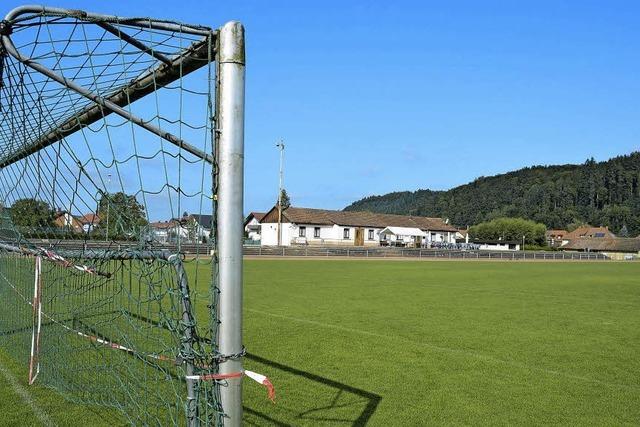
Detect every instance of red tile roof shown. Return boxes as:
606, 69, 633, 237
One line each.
149, 220, 180, 230
79, 213, 100, 225
563, 226, 615, 241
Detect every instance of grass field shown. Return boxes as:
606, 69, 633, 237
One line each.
1, 259, 639, 426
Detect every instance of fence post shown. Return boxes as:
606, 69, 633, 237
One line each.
215, 21, 246, 427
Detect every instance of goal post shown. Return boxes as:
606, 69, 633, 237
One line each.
216, 21, 246, 426
0, 5, 246, 426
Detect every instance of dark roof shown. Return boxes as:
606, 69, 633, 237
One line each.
189, 214, 213, 229
562, 237, 640, 253
260, 206, 457, 232
244, 212, 266, 226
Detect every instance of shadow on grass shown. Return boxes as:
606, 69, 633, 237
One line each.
74, 310, 381, 426
245, 352, 381, 426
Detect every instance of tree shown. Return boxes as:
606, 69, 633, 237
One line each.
345, 152, 640, 236
10, 198, 54, 228
618, 224, 629, 237
279, 188, 291, 210
182, 216, 200, 243
469, 217, 546, 245
96, 192, 147, 239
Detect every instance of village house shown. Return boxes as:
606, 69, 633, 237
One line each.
560, 226, 616, 247
78, 213, 101, 233
545, 229, 567, 247
562, 237, 640, 260
259, 206, 458, 247
53, 211, 83, 233
149, 213, 212, 244
148, 220, 183, 244
244, 212, 265, 241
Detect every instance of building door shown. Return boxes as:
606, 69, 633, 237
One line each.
415, 236, 422, 247
354, 228, 364, 246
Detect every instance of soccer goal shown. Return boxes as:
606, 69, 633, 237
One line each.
0, 5, 250, 426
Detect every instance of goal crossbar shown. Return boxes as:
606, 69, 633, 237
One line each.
0, 5, 217, 167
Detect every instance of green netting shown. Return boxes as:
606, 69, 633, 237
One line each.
0, 6, 229, 426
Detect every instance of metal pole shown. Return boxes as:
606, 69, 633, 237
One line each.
216, 21, 245, 427
276, 140, 285, 246
105, 173, 111, 241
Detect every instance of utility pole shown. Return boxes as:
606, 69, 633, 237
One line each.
105, 173, 111, 241
276, 139, 285, 246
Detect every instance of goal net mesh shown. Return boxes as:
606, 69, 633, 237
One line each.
0, 7, 228, 425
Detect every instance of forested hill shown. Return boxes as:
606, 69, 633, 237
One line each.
344, 152, 640, 236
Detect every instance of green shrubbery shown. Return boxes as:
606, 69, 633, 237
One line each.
469, 217, 546, 245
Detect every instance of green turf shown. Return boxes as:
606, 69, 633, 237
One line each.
1, 260, 639, 426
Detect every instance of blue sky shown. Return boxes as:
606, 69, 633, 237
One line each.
5, 1, 639, 215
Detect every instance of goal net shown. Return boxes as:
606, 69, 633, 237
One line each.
0, 6, 246, 426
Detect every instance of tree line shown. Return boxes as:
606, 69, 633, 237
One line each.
345, 152, 640, 236
6, 192, 147, 240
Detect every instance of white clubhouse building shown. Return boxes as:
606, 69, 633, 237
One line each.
259, 206, 457, 247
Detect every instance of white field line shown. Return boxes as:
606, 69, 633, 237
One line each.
248, 308, 640, 391
0, 362, 55, 427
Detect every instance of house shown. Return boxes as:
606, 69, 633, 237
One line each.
244, 212, 265, 241
561, 226, 615, 246
259, 206, 458, 247
184, 213, 213, 243
78, 213, 101, 233
545, 229, 567, 247
149, 214, 212, 244
148, 220, 183, 243
455, 228, 470, 244
562, 237, 640, 260
53, 211, 83, 233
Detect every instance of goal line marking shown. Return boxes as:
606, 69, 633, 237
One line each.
0, 361, 55, 427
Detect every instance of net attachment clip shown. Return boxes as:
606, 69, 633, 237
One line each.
213, 346, 246, 364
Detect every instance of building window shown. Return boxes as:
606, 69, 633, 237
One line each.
368, 229, 374, 240
299, 226, 306, 237
343, 228, 350, 239
314, 227, 320, 238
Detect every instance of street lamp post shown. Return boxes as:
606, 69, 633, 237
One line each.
276, 139, 285, 246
